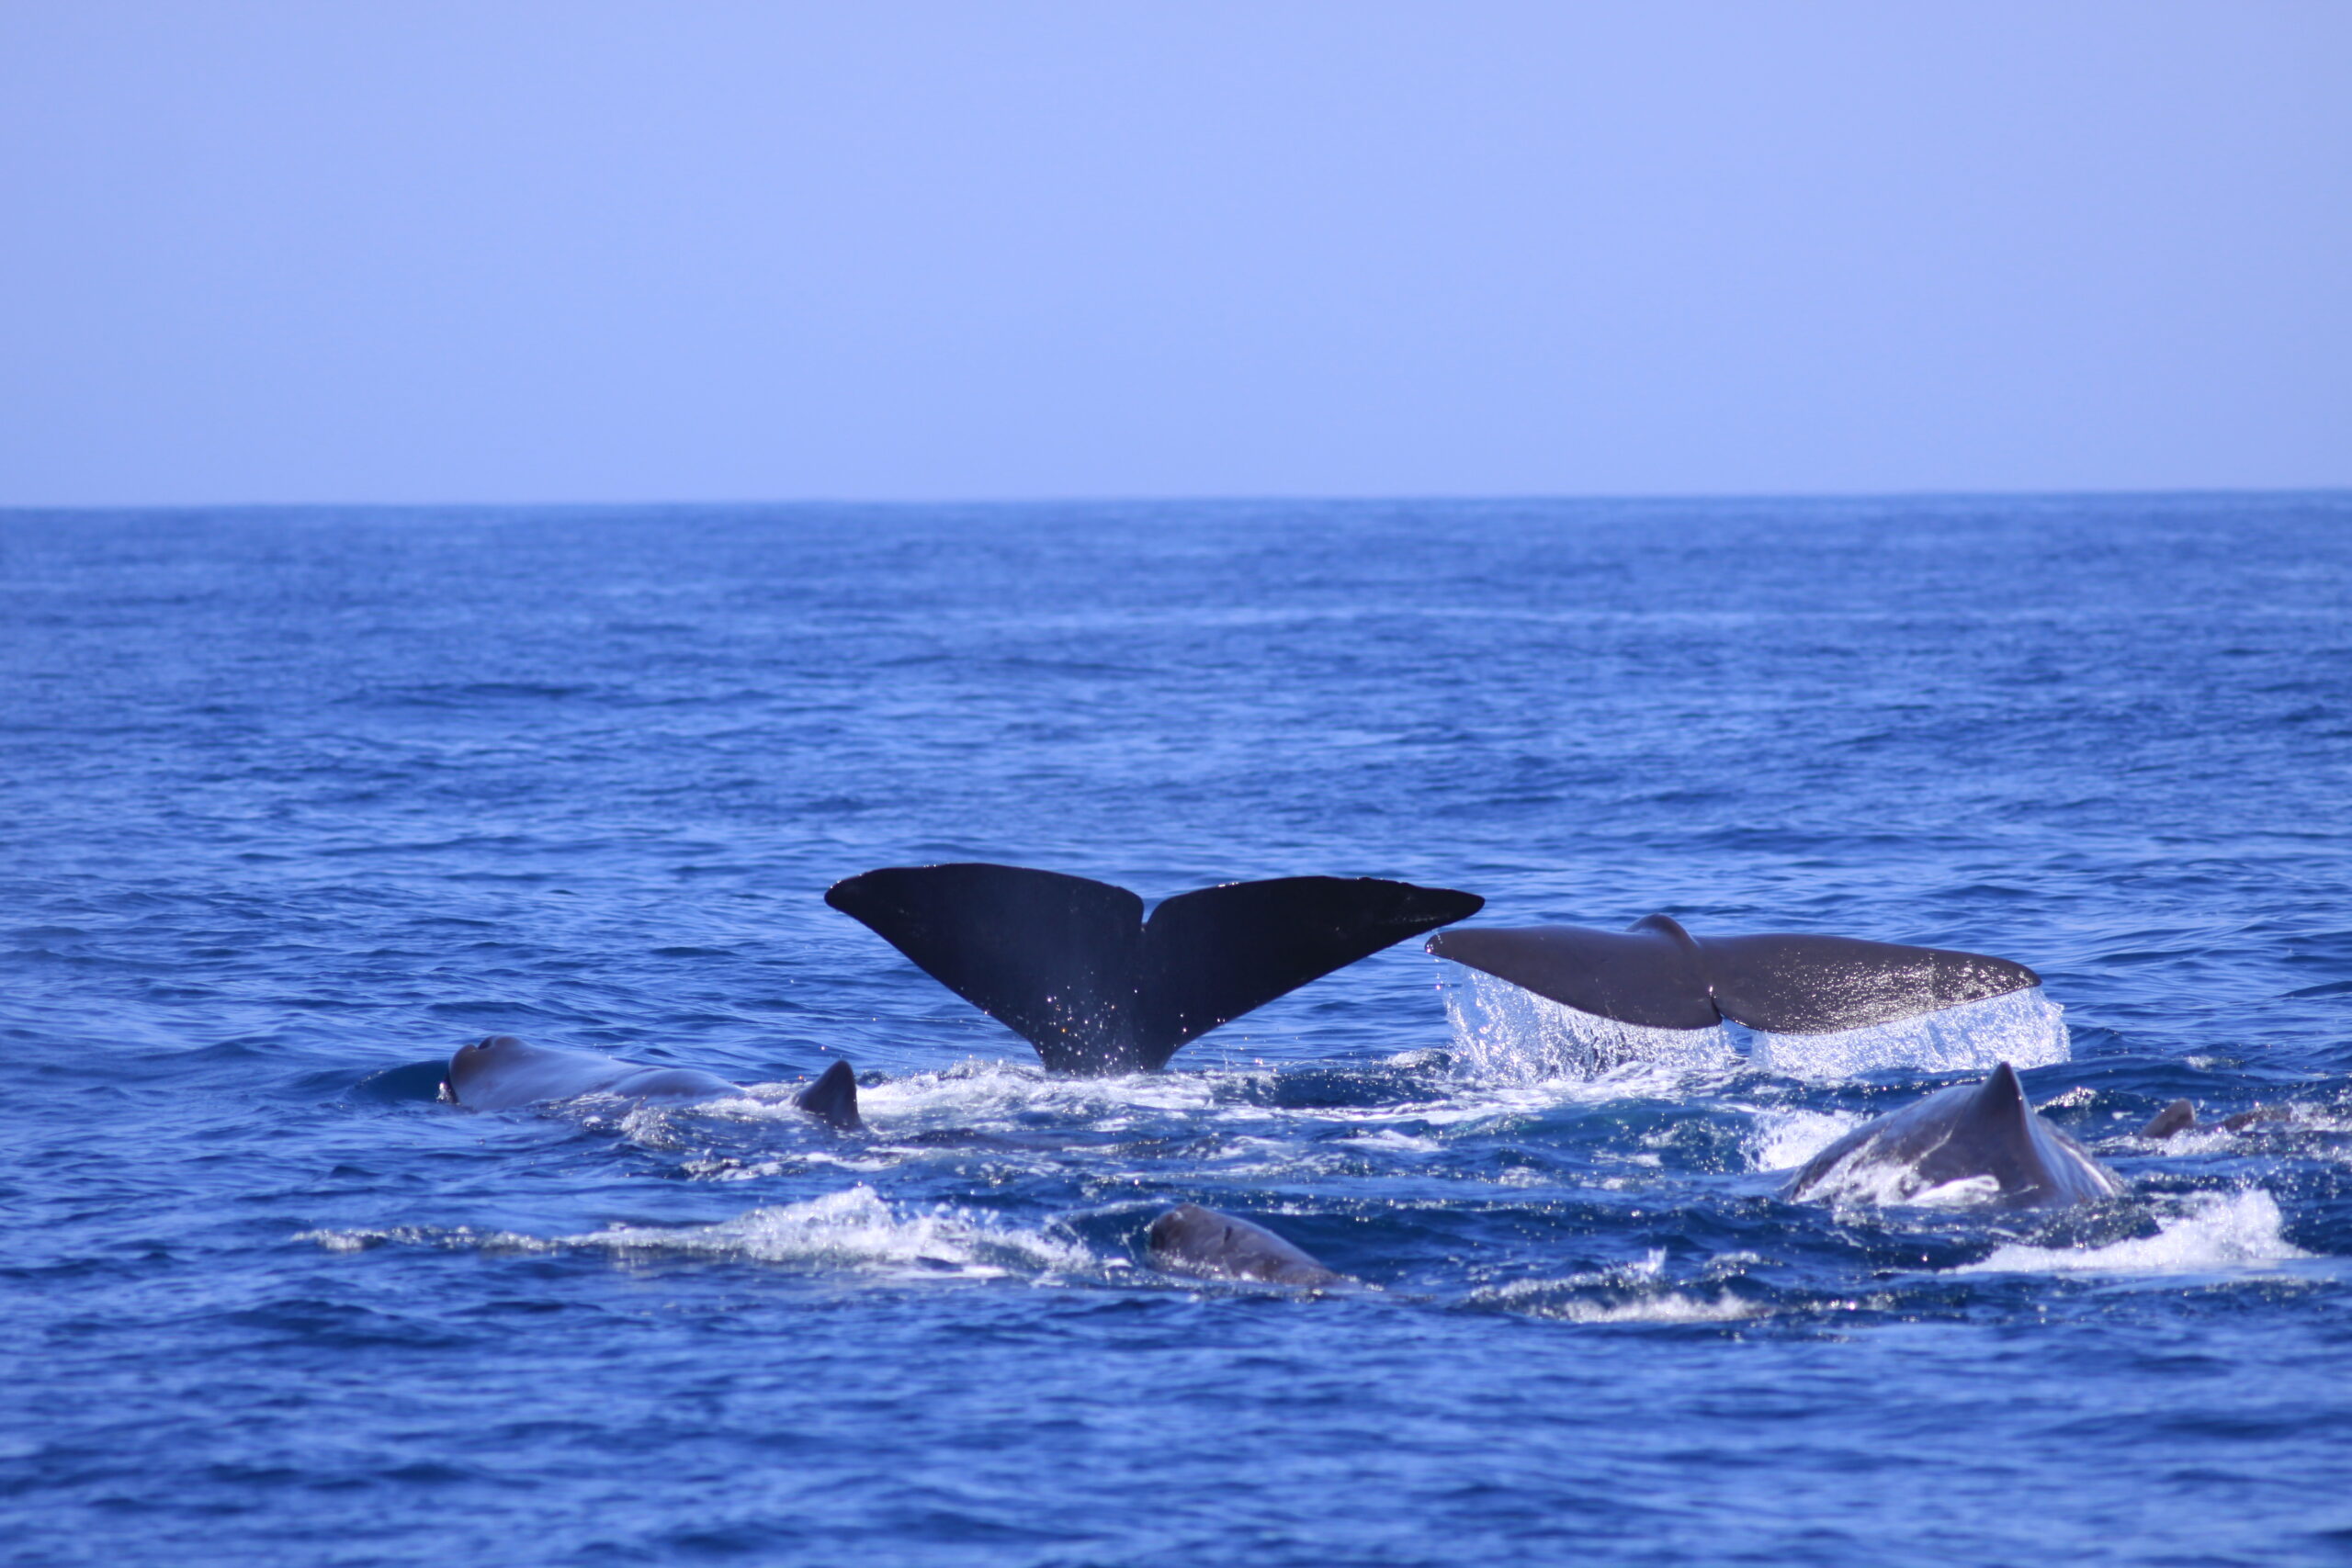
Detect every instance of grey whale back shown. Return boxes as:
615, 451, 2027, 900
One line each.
441, 1035, 862, 1130
1783, 1062, 2122, 1210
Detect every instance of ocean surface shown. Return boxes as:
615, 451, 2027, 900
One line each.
3, 494, 2349, 1567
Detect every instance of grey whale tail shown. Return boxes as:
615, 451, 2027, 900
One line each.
827, 863, 1483, 1075
1427, 914, 2041, 1033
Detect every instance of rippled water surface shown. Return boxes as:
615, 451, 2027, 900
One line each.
5, 496, 2350, 1566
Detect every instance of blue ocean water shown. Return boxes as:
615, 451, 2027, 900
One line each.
3, 495, 2349, 1566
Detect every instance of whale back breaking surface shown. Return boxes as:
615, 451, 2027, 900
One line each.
442, 1035, 865, 1126
445, 1035, 745, 1111
1427, 917, 2040, 1033
350, 1057, 458, 1103
1147, 1203, 1341, 1286
1782, 1062, 2122, 1209
826, 863, 1483, 1075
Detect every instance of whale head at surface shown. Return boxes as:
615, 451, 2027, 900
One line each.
437, 1034, 860, 1127
443, 1034, 548, 1105
1147, 1203, 1342, 1287
440, 1034, 744, 1112
444, 1034, 515, 1101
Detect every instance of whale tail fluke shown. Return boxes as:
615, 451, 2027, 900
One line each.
826, 863, 1483, 1075
794, 1059, 863, 1132
1427, 917, 2041, 1033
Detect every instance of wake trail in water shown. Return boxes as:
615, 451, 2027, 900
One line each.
1956, 1190, 2308, 1277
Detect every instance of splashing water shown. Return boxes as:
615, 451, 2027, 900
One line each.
1438, 963, 1738, 1083
1746, 1107, 1867, 1172
1956, 1190, 2308, 1277
1437, 963, 2066, 1086
304, 1187, 1102, 1281
580, 1186, 1098, 1278
1748, 987, 2071, 1080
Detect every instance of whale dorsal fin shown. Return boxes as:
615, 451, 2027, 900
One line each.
1783, 1062, 2120, 1209
827, 863, 1481, 1074
793, 1059, 863, 1131
1920, 1059, 2042, 1192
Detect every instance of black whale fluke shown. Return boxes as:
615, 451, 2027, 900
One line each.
1426, 915, 2039, 1034
825, 863, 1484, 1075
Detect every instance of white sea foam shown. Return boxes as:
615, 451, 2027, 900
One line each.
300, 1226, 421, 1254
1340, 1128, 1443, 1154
1909, 1174, 2005, 1208
296, 1224, 559, 1255
1748, 987, 2070, 1080
1788, 1145, 1952, 1209
1956, 1189, 2308, 1276
1474, 1258, 1766, 1325
1746, 1107, 1864, 1172
1438, 964, 1737, 1084
675, 1148, 901, 1180
303, 1187, 1097, 1281
858, 1057, 1223, 1131
1542, 1292, 1766, 1325
1576, 1247, 1667, 1286
1189, 1134, 1356, 1181
577, 1186, 1094, 1279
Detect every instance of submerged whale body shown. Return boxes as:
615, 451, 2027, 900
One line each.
1427, 914, 2041, 1033
1782, 1062, 2121, 1210
1147, 1204, 1342, 1286
827, 863, 1482, 1075
442, 1035, 863, 1130
2140, 1099, 2290, 1140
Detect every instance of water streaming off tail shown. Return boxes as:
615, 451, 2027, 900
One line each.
1747, 987, 2070, 1079
1436, 962, 1737, 1082
1440, 963, 2070, 1084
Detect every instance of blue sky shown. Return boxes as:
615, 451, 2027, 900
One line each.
2, 2, 2345, 504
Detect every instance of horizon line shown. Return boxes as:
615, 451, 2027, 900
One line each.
4, 483, 2348, 516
